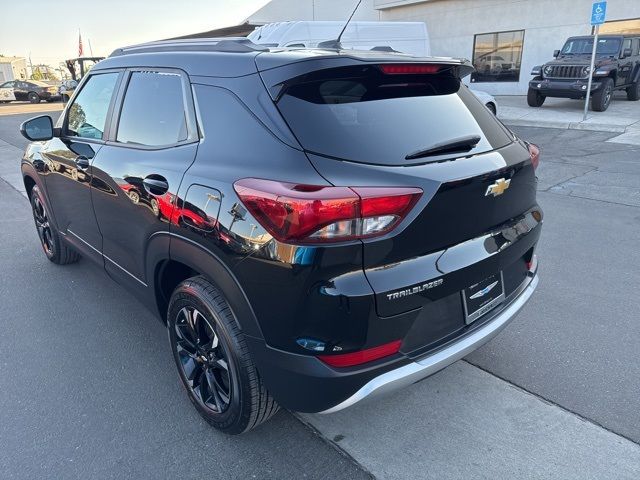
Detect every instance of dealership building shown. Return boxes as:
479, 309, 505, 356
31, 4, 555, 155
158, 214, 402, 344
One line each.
200, 0, 640, 95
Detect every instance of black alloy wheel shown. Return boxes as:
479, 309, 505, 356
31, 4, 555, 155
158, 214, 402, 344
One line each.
592, 78, 614, 112
31, 190, 55, 258
29, 185, 79, 264
168, 276, 279, 434
173, 305, 232, 413
28, 92, 40, 104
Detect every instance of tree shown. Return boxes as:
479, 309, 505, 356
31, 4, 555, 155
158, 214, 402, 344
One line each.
31, 67, 43, 81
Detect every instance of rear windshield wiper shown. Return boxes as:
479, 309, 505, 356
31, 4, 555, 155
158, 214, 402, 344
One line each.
405, 134, 481, 160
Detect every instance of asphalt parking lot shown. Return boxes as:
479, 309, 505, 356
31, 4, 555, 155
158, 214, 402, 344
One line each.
1, 102, 639, 479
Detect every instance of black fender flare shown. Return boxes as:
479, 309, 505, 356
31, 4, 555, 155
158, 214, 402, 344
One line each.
149, 232, 264, 340
21, 161, 61, 229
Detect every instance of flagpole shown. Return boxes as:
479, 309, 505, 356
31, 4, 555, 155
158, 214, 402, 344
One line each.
88, 39, 94, 57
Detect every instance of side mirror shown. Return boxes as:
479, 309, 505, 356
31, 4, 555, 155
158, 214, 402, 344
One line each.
20, 115, 55, 141
553, 50, 560, 58
622, 48, 633, 58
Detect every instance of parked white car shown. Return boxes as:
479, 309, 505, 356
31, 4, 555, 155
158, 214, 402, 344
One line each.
474, 55, 517, 76
248, 21, 430, 57
247, 21, 498, 115
471, 89, 498, 115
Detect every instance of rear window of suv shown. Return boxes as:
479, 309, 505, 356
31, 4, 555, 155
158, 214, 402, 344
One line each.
275, 65, 513, 165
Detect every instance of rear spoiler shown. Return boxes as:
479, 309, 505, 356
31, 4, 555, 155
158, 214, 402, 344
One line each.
256, 55, 474, 101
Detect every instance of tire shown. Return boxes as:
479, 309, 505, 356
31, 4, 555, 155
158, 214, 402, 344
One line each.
29, 185, 80, 265
151, 198, 160, 218
626, 79, 640, 101
527, 88, 546, 107
592, 77, 614, 112
28, 92, 41, 104
168, 276, 279, 434
128, 190, 140, 204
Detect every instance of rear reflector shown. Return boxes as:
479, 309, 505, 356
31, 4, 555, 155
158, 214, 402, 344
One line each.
318, 340, 402, 368
379, 64, 442, 75
234, 179, 422, 244
528, 143, 540, 170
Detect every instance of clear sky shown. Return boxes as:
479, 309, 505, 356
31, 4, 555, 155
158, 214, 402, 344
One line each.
0, 0, 269, 67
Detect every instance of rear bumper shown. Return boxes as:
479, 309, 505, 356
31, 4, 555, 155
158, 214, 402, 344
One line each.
247, 268, 539, 414
529, 78, 602, 98
321, 272, 538, 413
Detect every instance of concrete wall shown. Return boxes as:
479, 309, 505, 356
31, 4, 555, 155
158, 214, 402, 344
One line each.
378, 0, 640, 94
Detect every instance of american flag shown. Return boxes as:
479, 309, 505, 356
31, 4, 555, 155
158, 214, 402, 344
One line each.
78, 31, 84, 57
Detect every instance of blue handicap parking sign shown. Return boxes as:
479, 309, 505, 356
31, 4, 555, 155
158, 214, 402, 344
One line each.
591, 1, 607, 25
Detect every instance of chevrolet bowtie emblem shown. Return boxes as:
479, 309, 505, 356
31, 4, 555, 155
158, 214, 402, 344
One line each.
469, 281, 499, 299
485, 178, 511, 197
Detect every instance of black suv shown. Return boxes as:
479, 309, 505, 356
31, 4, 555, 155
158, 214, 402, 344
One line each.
20, 38, 542, 434
528, 34, 640, 111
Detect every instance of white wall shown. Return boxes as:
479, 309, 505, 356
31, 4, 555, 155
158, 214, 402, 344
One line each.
379, 0, 640, 94
0, 58, 27, 83
246, 0, 380, 24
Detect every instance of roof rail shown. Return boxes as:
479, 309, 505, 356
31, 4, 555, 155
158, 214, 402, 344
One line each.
109, 37, 269, 57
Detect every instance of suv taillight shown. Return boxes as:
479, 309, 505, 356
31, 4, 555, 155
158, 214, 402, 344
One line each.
233, 178, 422, 244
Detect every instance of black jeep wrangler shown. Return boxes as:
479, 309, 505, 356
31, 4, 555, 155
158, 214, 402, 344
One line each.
528, 34, 640, 111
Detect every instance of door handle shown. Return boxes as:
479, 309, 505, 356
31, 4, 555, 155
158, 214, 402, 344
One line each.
143, 176, 169, 195
75, 156, 90, 170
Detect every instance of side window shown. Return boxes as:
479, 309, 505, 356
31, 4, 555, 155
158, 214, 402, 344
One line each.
67, 73, 119, 140
622, 38, 632, 56
116, 71, 188, 147
634, 39, 640, 56
0, 81, 15, 88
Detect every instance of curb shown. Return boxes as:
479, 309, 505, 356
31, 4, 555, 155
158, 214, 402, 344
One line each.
500, 117, 628, 133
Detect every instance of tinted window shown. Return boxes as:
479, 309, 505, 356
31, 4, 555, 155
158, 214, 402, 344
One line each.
0, 82, 15, 88
277, 65, 512, 166
67, 73, 118, 140
116, 71, 187, 146
471, 30, 524, 83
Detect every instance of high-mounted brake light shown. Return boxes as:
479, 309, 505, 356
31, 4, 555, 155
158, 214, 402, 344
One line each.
528, 143, 540, 170
318, 340, 402, 368
379, 64, 442, 75
233, 179, 422, 244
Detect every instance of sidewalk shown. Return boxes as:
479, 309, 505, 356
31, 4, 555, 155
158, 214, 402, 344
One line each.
496, 92, 640, 142
301, 361, 640, 480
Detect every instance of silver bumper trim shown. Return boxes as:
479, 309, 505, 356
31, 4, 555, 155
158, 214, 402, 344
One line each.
320, 274, 539, 414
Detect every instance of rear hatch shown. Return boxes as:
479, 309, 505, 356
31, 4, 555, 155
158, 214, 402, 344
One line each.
260, 54, 540, 346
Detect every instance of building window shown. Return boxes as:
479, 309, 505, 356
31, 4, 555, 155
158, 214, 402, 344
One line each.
471, 30, 525, 83
599, 18, 640, 35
